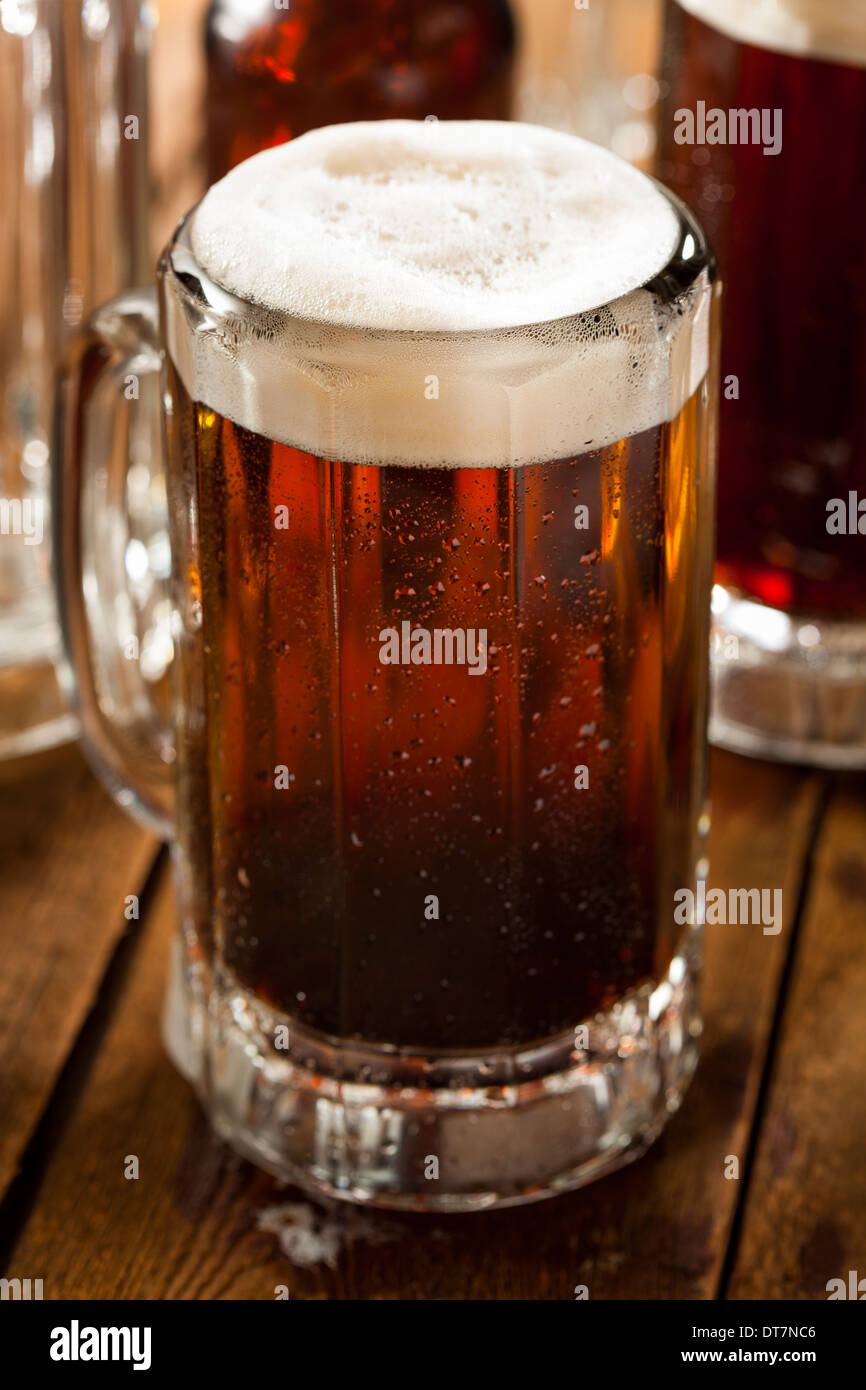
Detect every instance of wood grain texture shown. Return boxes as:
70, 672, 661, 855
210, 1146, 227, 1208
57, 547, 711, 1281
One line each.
5, 751, 827, 1300
726, 778, 866, 1301
0, 745, 157, 1202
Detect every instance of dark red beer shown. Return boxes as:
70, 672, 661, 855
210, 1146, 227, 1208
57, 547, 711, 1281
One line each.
658, 0, 866, 617
204, 0, 516, 182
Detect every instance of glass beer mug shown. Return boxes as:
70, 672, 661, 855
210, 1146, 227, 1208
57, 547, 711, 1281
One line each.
658, 0, 866, 766
59, 120, 718, 1208
0, 0, 153, 760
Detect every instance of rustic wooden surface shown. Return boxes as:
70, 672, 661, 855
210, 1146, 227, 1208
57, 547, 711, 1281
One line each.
1, 744, 862, 1300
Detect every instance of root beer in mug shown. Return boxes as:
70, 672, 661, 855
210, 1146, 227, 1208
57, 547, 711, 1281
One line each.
59, 121, 718, 1207
658, 0, 866, 764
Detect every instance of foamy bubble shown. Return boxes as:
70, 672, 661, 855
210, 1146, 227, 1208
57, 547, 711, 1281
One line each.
677, 0, 866, 68
168, 121, 711, 466
191, 121, 681, 332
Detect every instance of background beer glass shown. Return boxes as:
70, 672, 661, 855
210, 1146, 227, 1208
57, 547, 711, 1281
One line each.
0, 0, 153, 760
658, 0, 866, 765
59, 121, 718, 1208
204, 0, 516, 181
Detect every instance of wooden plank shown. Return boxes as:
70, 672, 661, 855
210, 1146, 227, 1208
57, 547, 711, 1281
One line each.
726, 782, 866, 1301
0, 744, 157, 1202
1, 865, 283, 1301
6, 752, 822, 1299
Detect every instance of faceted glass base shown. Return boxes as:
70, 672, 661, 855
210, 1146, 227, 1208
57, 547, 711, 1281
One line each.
710, 585, 866, 769
163, 927, 702, 1212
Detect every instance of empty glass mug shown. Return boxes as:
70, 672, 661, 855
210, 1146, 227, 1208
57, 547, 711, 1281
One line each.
58, 120, 719, 1208
0, 0, 154, 760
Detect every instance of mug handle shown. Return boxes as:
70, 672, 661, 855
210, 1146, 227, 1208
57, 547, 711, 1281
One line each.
54, 287, 175, 837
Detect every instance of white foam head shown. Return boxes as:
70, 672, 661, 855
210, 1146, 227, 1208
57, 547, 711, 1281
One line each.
169, 121, 711, 465
192, 120, 681, 332
676, 0, 866, 68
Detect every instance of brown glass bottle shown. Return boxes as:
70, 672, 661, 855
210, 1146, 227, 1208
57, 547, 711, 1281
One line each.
204, 0, 516, 183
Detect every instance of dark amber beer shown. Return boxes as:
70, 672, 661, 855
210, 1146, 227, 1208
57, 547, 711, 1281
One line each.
204, 0, 516, 181
658, 0, 866, 620
154, 120, 717, 1202
167, 385, 710, 1049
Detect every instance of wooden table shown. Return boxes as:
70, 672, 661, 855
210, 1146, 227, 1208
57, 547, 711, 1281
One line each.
0, 742, 863, 1301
